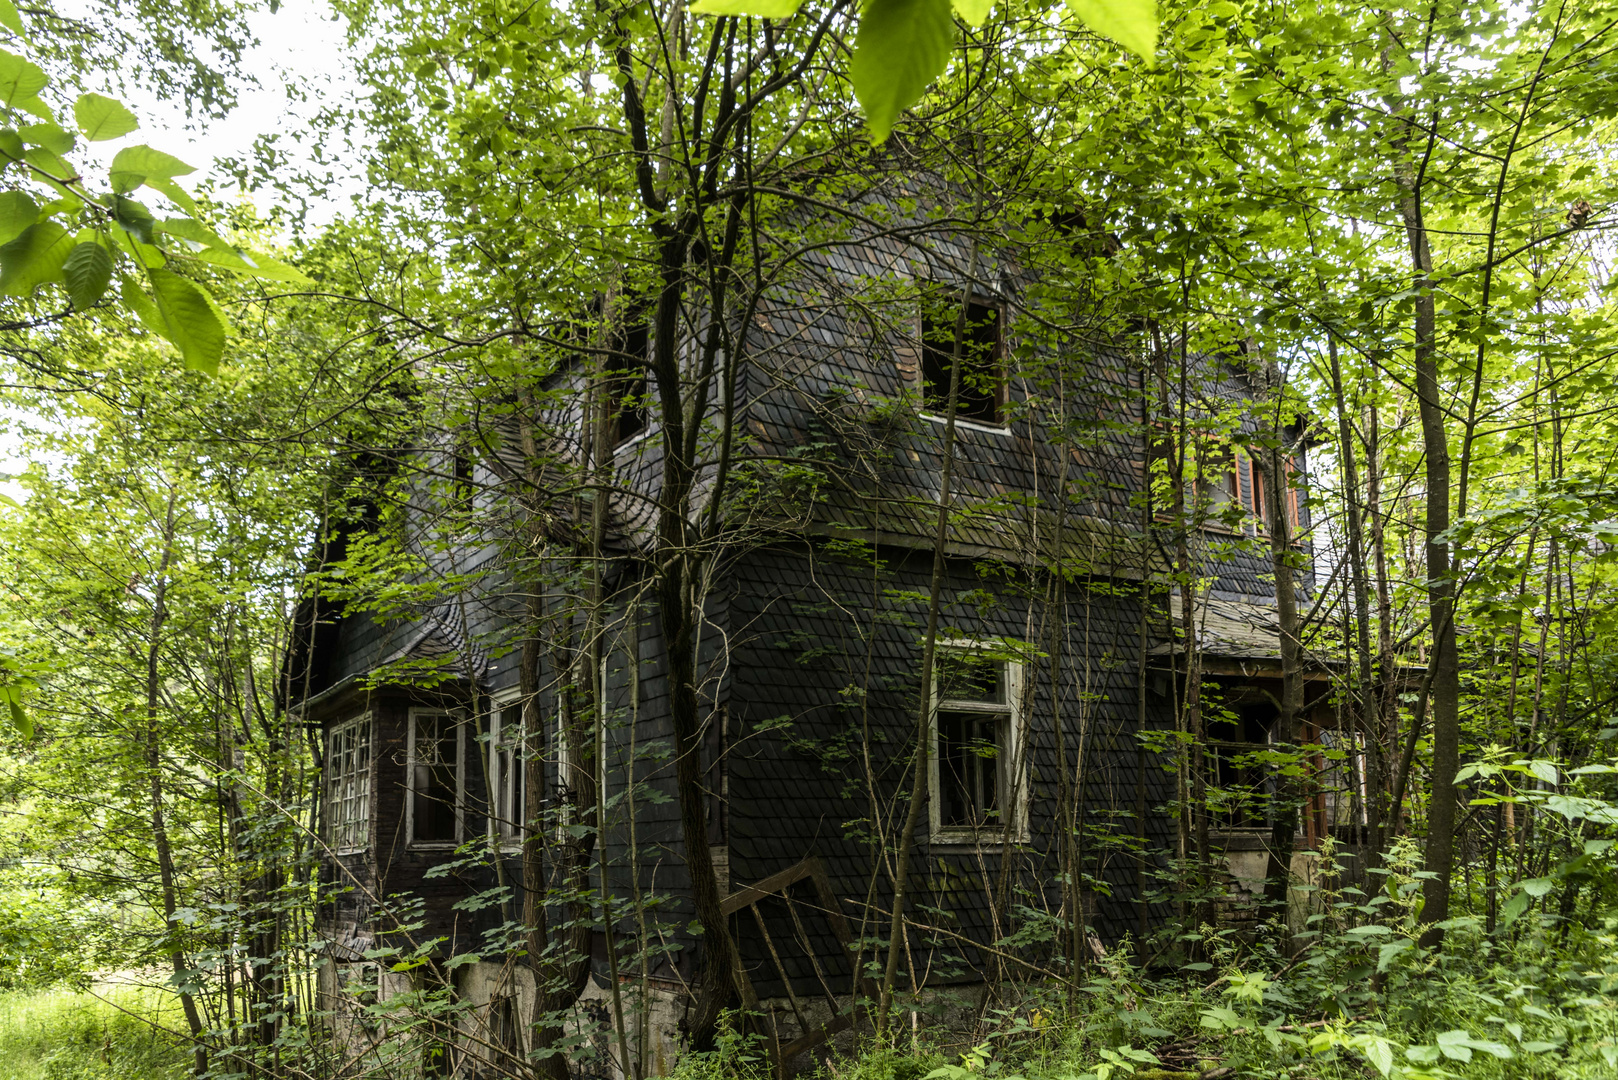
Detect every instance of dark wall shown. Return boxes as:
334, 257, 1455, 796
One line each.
711, 543, 1179, 997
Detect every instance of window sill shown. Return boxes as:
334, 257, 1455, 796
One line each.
331, 847, 368, 857
929, 831, 1029, 848
406, 842, 461, 852
920, 412, 1011, 436
614, 427, 656, 454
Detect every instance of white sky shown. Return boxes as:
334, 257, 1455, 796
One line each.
0, 0, 365, 500
72, 0, 368, 225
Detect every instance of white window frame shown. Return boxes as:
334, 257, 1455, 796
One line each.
927, 641, 1028, 845
327, 713, 372, 854
406, 707, 465, 848
488, 690, 526, 851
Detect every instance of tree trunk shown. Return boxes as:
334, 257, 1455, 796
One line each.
1393, 143, 1462, 948
1262, 407, 1305, 915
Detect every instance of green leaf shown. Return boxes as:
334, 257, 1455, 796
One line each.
145, 176, 197, 215
1365, 1038, 1394, 1077
143, 268, 226, 375
850, 0, 956, 145
0, 220, 71, 295
13, 96, 50, 122
159, 216, 231, 251
1435, 1030, 1473, 1062
1500, 888, 1531, 925
22, 146, 78, 204
1064, 0, 1157, 66
0, 127, 17, 160
111, 195, 156, 246
1528, 760, 1559, 785
1345, 923, 1393, 936
0, 189, 35, 245
19, 121, 71, 154
6, 691, 30, 741
951, 0, 990, 23
689, 0, 804, 14
61, 241, 110, 309
1376, 939, 1412, 972
0, 49, 44, 107
195, 245, 311, 284
0, 0, 24, 39
73, 93, 137, 142
1521, 877, 1554, 897
108, 144, 195, 195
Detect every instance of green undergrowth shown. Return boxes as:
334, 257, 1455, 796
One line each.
0, 985, 190, 1080
678, 906, 1618, 1080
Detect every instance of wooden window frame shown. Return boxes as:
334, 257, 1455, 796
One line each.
488, 690, 525, 852
327, 713, 372, 854
927, 641, 1028, 846
406, 707, 465, 849
1246, 453, 1303, 537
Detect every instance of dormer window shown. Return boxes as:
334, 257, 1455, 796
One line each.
607, 322, 650, 445
921, 296, 1003, 426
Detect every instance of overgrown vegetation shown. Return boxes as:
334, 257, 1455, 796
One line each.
0, 986, 191, 1080
1, 0, 1618, 1076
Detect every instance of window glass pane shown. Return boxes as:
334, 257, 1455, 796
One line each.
937, 653, 1004, 704
412, 713, 459, 843
494, 704, 524, 843
328, 717, 370, 851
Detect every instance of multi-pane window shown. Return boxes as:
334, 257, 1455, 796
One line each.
328, 715, 371, 852
408, 710, 463, 846
489, 696, 526, 848
920, 297, 1003, 425
930, 649, 1025, 841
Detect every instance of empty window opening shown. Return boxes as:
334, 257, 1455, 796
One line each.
1207, 702, 1274, 830
921, 297, 1002, 425
328, 715, 371, 852
408, 710, 463, 845
607, 321, 650, 444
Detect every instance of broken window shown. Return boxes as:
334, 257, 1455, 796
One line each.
488, 695, 526, 848
920, 296, 1003, 425
327, 714, 371, 852
930, 648, 1025, 840
408, 709, 463, 846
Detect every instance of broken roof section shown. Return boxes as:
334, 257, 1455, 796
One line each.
1149, 594, 1344, 675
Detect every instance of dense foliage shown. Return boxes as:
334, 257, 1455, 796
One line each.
2, 0, 1618, 1078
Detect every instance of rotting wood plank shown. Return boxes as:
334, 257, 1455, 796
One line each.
722, 856, 867, 1078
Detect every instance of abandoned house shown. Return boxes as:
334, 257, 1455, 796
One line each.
287, 198, 1362, 1075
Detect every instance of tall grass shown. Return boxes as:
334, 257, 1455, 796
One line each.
0, 984, 190, 1080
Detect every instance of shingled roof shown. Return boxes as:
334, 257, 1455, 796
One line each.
1149, 594, 1343, 669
